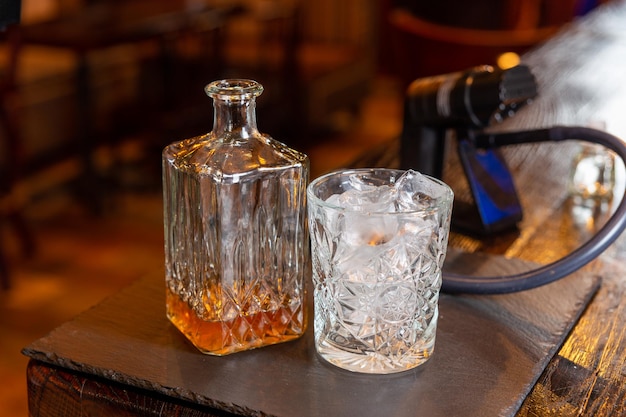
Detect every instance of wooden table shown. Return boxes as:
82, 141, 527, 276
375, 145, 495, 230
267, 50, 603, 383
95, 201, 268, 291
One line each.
23, 1, 626, 416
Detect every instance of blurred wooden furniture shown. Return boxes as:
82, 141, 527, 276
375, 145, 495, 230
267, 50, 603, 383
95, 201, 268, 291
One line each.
217, 0, 300, 138
0, 25, 35, 290
221, 0, 378, 141
296, 0, 377, 133
18, 0, 233, 212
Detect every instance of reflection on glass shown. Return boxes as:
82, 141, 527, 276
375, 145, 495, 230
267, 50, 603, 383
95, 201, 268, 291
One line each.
568, 143, 615, 202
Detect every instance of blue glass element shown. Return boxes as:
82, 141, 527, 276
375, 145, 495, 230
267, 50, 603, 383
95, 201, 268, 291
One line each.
458, 140, 523, 232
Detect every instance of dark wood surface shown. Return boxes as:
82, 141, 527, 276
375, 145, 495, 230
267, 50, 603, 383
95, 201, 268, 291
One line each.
23, 253, 598, 417
23, 1, 626, 416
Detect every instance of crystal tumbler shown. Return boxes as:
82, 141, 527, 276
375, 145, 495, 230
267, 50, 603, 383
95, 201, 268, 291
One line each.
307, 168, 453, 373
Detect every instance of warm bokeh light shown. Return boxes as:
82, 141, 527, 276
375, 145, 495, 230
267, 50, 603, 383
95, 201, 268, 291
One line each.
497, 52, 521, 69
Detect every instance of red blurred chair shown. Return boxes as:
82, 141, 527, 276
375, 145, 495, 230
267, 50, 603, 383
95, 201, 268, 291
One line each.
387, 7, 562, 88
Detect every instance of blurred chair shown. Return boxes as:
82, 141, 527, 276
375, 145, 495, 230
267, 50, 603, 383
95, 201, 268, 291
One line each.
296, 0, 377, 135
0, 25, 35, 289
220, 0, 378, 143
387, 6, 563, 88
217, 0, 301, 139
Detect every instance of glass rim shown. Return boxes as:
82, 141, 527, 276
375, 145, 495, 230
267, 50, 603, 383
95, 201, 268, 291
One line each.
205, 79, 264, 101
307, 168, 453, 215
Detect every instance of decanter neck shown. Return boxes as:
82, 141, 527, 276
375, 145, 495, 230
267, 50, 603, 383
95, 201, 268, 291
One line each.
212, 97, 258, 138
206, 79, 263, 139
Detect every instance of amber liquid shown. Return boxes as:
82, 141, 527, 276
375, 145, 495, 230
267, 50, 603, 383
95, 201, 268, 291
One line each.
166, 288, 306, 355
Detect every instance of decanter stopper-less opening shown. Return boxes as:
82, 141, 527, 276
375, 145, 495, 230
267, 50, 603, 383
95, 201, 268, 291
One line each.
162, 79, 310, 355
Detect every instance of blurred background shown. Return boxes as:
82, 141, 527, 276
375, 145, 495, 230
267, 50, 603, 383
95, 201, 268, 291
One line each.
0, 0, 607, 414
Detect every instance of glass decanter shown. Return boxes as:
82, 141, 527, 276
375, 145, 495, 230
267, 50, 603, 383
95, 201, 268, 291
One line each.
162, 79, 309, 355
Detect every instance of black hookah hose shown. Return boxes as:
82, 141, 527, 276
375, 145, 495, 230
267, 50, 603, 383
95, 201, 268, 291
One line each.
442, 126, 626, 294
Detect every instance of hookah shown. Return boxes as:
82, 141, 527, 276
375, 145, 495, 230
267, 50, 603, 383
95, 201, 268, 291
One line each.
399, 65, 626, 294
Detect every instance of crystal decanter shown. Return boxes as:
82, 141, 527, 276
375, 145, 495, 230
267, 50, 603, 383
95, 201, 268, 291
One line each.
162, 79, 309, 355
